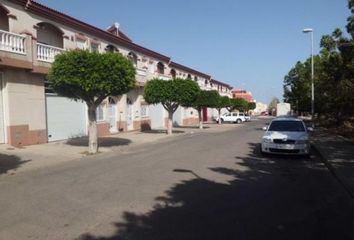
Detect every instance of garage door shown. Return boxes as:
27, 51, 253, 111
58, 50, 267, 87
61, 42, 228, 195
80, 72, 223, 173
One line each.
149, 104, 165, 129
46, 95, 87, 142
0, 74, 5, 143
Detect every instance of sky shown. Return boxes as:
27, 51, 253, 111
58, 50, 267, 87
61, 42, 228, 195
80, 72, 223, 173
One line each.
38, 0, 349, 104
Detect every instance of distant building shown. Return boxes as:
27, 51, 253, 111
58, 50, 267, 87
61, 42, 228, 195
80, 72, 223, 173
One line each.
231, 89, 254, 102
253, 102, 268, 115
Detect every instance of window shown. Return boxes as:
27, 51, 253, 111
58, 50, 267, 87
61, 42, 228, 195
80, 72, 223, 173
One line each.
170, 69, 176, 79
91, 42, 99, 52
105, 44, 119, 53
128, 52, 138, 66
268, 120, 306, 132
157, 62, 164, 74
44, 79, 55, 94
96, 104, 105, 121
76, 39, 87, 50
141, 104, 149, 117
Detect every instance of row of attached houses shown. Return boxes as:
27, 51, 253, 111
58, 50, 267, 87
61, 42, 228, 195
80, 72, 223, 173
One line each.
0, 0, 233, 147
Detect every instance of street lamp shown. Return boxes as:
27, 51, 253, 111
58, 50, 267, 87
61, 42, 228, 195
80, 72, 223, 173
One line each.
303, 28, 315, 128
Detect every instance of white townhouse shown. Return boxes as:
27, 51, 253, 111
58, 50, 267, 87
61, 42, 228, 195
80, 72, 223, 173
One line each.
0, 0, 233, 147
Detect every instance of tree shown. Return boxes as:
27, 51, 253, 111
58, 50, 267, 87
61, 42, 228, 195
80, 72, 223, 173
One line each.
283, 60, 313, 115
215, 96, 230, 124
185, 90, 219, 129
144, 78, 200, 135
227, 98, 248, 112
283, 0, 354, 123
247, 102, 256, 113
48, 50, 136, 154
346, 0, 354, 38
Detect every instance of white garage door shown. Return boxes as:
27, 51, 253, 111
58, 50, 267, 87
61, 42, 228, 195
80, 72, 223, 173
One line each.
46, 95, 87, 142
0, 74, 5, 143
149, 104, 165, 129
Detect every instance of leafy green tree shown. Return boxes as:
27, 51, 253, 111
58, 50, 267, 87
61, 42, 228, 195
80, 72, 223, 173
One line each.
144, 78, 200, 135
284, 0, 354, 123
226, 98, 238, 112
247, 102, 256, 113
215, 96, 230, 124
185, 90, 219, 129
319, 28, 354, 123
283, 60, 312, 115
48, 50, 136, 154
227, 98, 248, 112
346, 0, 354, 38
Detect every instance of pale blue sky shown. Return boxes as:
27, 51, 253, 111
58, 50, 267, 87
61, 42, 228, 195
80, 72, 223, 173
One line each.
39, 0, 349, 103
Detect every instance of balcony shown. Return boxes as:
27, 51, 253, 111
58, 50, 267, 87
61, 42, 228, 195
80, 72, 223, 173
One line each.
37, 43, 64, 63
0, 30, 26, 54
136, 68, 147, 76
156, 73, 171, 81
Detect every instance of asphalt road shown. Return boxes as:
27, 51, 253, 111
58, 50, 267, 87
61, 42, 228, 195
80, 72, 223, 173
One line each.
0, 119, 354, 240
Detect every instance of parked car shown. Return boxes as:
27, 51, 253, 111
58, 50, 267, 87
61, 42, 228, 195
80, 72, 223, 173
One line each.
260, 111, 269, 116
261, 117, 312, 156
216, 112, 246, 123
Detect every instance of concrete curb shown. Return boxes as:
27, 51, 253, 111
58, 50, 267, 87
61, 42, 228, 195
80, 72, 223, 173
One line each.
311, 142, 354, 199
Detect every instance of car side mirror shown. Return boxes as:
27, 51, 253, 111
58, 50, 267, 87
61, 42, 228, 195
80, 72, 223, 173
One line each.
262, 126, 268, 131
307, 127, 314, 132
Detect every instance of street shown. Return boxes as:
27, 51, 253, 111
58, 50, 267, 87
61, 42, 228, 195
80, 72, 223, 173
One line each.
0, 119, 354, 240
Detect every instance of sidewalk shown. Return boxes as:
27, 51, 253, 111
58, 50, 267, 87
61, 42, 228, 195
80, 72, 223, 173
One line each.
311, 128, 354, 198
0, 123, 237, 176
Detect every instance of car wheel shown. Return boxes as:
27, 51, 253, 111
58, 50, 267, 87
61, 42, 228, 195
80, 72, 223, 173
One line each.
304, 154, 311, 159
260, 145, 267, 156
236, 119, 242, 124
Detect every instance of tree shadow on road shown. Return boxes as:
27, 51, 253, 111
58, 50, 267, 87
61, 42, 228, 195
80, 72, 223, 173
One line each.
0, 153, 31, 175
78, 143, 354, 240
142, 129, 185, 134
66, 137, 132, 147
173, 125, 211, 130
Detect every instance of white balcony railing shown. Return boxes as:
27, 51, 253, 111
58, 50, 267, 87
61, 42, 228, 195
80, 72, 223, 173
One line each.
157, 73, 171, 81
136, 68, 147, 76
37, 43, 64, 63
0, 30, 26, 54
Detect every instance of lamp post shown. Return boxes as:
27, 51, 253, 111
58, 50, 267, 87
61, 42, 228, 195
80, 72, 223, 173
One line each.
303, 28, 314, 128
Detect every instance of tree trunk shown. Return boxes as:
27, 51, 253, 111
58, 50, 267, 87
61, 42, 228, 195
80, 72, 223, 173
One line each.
167, 110, 173, 135
218, 109, 222, 125
198, 108, 203, 129
88, 105, 98, 154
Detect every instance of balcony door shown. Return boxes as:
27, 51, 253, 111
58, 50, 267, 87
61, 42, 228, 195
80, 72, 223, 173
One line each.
37, 22, 63, 48
0, 4, 9, 32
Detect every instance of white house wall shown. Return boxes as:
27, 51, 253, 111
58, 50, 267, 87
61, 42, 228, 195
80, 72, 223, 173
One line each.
0, 73, 5, 143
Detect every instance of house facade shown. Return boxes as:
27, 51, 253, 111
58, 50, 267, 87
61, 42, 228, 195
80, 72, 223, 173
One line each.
232, 89, 254, 102
0, 0, 233, 147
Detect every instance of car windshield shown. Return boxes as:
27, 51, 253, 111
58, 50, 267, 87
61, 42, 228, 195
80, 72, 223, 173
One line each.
268, 120, 305, 132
